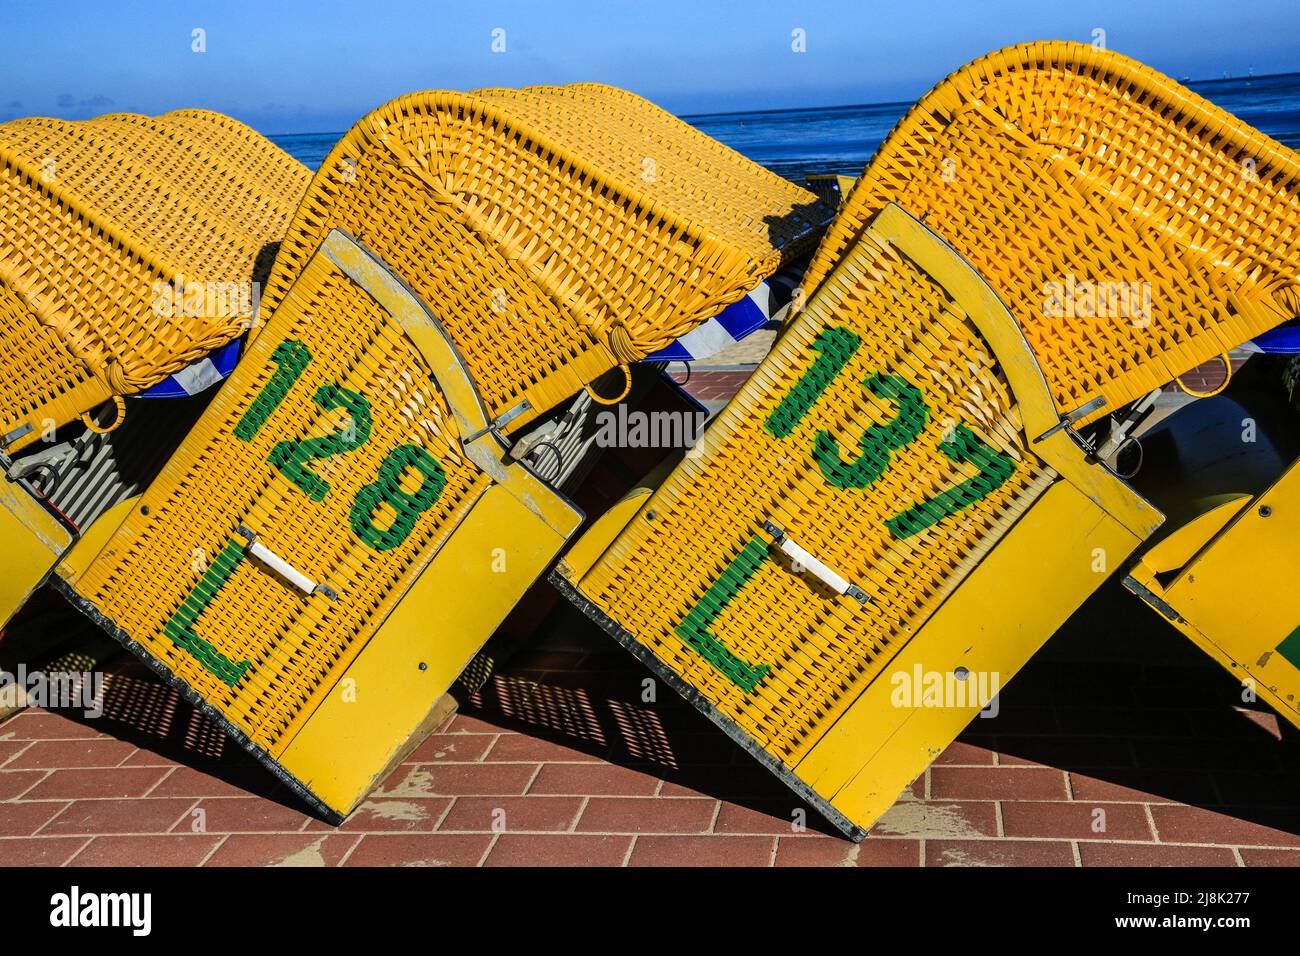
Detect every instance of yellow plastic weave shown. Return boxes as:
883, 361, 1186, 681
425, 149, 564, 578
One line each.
800, 42, 1300, 420
574, 229, 1053, 765
0, 110, 309, 447
71, 249, 488, 754
260, 85, 828, 428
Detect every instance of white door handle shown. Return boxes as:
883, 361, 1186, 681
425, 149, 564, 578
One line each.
237, 525, 337, 601
763, 521, 870, 604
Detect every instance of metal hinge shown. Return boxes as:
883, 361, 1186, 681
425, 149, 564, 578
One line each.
1032, 395, 1108, 445
463, 399, 532, 445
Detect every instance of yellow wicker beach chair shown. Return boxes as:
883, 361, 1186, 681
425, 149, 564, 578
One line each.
801, 39, 1300, 742
801, 41, 1300, 422
552, 43, 1300, 839
556, 204, 1161, 838
0, 111, 309, 448
1124, 477, 1300, 733
0, 111, 308, 618
41, 85, 827, 819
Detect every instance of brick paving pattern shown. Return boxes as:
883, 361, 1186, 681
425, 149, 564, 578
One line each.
1, 627, 1297, 867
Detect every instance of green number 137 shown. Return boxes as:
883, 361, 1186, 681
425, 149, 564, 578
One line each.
764, 325, 1017, 537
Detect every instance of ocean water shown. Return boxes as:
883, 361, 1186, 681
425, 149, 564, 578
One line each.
271, 71, 1300, 182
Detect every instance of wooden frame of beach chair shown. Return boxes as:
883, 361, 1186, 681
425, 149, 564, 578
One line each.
554, 204, 1162, 839
551, 43, 1300, 839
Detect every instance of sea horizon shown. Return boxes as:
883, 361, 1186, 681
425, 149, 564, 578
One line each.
270, 68, 1300, 182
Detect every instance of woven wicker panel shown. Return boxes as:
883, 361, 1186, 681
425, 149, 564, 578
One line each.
575, 231, 1054, 766
261, 86, 829, 427
476, 84, 823, 269
800, 41, 1300, 420
72, 251, 488, 753
0, 110, 309, 446
0, 279, 108, 444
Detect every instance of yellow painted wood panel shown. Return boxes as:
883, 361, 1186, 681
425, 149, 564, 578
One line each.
794, 480, 1138, 828
277, 485, 571, 813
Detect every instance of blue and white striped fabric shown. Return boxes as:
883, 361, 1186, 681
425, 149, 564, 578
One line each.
644, 265, 803, 364
136, 262, 809, 398
139, 338, 242, 399
1244, 322, 1300, 354
645, 288, 769, 363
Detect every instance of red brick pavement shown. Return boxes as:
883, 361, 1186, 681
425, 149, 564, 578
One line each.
1, 623, 1298, 867
670, 368, 751, 404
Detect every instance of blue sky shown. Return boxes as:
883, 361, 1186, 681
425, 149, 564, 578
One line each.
1, 0, 1297, 133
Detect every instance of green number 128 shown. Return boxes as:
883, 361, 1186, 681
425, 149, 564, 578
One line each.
233, 338, 447, 553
